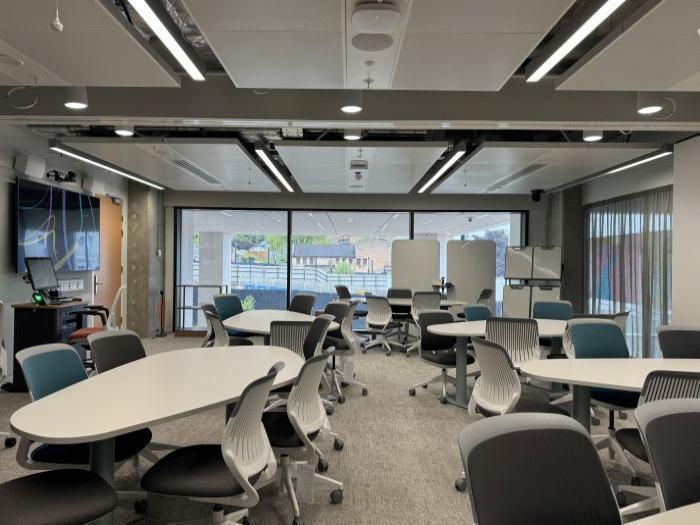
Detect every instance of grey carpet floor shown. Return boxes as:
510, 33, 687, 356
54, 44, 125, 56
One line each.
0, 336, 651, 524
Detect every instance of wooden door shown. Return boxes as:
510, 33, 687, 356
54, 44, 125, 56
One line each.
95, 196, 123, 323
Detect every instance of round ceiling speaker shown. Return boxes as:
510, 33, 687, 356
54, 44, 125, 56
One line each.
351, 33, 394, 52
351, 3, 402, 33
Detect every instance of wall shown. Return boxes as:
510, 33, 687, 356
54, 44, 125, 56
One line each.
672, 136, 700, 325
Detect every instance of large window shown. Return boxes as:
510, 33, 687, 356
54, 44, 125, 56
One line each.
585, 187, 672, 357
290, 211, 410, 310
414, 212, 525, 314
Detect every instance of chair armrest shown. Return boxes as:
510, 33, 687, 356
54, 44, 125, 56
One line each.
85, 305, 109, 314
71, 309, 107, 326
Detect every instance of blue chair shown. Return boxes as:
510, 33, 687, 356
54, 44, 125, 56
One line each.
463, 304, 492, 321
213, 293, 255, 338
570, 320, 640, 476
532, 300, 573, 320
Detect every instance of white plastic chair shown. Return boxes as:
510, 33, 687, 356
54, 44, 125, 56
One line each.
329, 301, 368, 400
485, 317, 540, 366
364, 296, 403, 356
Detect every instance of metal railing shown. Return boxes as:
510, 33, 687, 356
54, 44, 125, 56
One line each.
176, 284, 228, 330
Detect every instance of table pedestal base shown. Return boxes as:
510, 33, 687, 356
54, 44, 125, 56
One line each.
91, 438, 115, 525
573, 385, 592, 434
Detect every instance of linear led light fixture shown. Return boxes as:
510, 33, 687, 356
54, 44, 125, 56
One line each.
527, 0, 626, 82
254, 144, 294, 193
418, 145, 467, 194
50, 143, 164, 190
126, 0, 205, 81
605, 149, 672, 175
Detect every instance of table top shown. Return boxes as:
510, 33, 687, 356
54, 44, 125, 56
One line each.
427, 319, 567, 338
629, 502, 700, 524
223, 309, 338, 335
520, 358, 700, 392
10, 346, 303, 444
358, 297, 466, 308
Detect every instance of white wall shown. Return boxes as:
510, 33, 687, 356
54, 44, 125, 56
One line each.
583, 155, 673, 205
672, 136, 700, 325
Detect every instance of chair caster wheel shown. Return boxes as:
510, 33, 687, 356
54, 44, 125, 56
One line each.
338, 395, 346, 404
362, 388, 368, 396
292, 517, 304, 525
631, 476, 642, 486
241, 517, 255, 525
134, 499, 148, 515
455, 478, 467, 492
439, 396, 447, 404
325, 405, 334, 416
317, 458, 329, 473
4, 436, 16, 448
334, 438, 344, 451
386, 351, 391, 356
619, 411, 628, 420
330, 489, 343, 504
408, 388, 416, 396
362, 349, 367, 354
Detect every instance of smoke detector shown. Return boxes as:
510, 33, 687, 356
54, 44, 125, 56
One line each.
351, 2, 402, 33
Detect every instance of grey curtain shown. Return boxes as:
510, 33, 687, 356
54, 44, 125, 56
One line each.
585, 186, 672, 357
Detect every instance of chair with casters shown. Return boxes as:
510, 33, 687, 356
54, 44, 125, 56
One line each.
485, 317, 540, 366
463, 304, 492, 322
142, 363, 284, 525
458, 413, 622, 525
15, 343, 151, 512
615, 371, 700, 517
405, 291, 442, 357
457, 291, 494, 319
570, 320, 640, 476
325, 301, 368, 402
270, 321, 312, 360
67, 285, 126, 345
335, 284, 367, 320
317, 301, 349, 348
364, 296, 404, 356
657, 325, 700, 358
532, 300, 573, 320
262, 351, 345, 525
387, 287, 412, 342
201, 304, 256, 348
213, 294, 256, 339
288, 294, 315, 315
0, 301, 17, 448
0, 469, 118, 525
637, 398, 700, 512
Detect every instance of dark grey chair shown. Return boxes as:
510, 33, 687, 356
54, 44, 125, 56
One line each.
318, 301, 349, 347
288, 294, 315, 315
387, 288, 412, 329
459, 413, 621, 525
201, 304, 255, 348
637, 398, 700, 511
0, 469, 117, 525
657, 325, 700, 358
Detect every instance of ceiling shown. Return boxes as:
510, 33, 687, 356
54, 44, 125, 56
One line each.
0, 0, 179, 87
434, 142, 660, 194
413, 211, 515, 237
558, 0, 700, 92
276, 142, 446, 193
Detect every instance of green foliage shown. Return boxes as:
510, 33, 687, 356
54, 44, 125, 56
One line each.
332, 260, 354, 275
291, 235, 333, 246
241, 295, 256, 311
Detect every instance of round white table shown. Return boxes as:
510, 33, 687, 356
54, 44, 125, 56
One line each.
223, 309, 339, 341
630, 502, 700, 524
358, 297, 465, 308
520, 358, 700, 433
10, 345, 303, 525
427, 319, 567, 409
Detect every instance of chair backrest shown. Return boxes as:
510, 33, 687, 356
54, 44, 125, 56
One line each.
106, 285, 126, 330
459, 413, 621, 525
485, 317, 540, 364
417, 310, 455, 352
339, 301, 360, 354
613, 311, 630, 331
411, 291, 441, 322
387, 287, 411, 299
476, 288, 493, 305
213, 294, 243, 321
16, 344, 87, 401
562, 316, 613, 358
532, 300, 573, 321
88, 329, 146, 372
365, 296, 393, 328
288, 351, 332, 436
639, 371, 700, 405
463, 304, 491, 322
303, 317, 332, 360
570, 320, 629, 359
657, 325, 700, 358
222, 362, 283, 506
335, 285, 352, 301
470, 337, 520, 416
201, 304, 230, 347
270, 321, 311, 359
322, 301, 349, 337
0, 300, 6, 382
288, 294, 315, 315
637, 398, 700, 511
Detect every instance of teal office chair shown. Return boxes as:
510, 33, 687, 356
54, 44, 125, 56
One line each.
213, 294, 255, 339
462, 304, 492, 321
570, 320, 640, 476
532, 300, 573, 320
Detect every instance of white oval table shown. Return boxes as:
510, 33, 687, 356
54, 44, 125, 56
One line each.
10, 345, 304, 525
520, 358, 700, 433
358, 297, 465, 308
223, 309, 339, 342
426, 319, 567, 409
630, 501, 700, 524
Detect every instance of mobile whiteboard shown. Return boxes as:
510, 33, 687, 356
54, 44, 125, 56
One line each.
505, 246, 534, 279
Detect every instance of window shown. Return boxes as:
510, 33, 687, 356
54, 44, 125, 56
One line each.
585, 187, 672, 357
413, 212, 525, 314
176, 209, 288, 330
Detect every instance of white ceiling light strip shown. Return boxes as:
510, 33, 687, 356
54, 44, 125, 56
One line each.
605, 150, 672, 175
255, 146, 294, 193
127, 0, 205, 81
527, 0, 627, 83
418, 148, 466, 194
50, 145, 164, 190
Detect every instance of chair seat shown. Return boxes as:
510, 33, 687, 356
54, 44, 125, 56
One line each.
31, 429, 152, 465
142, 444, 260, 498
0, 469, 117, 525
323, 336, 348, 350
226, 327, 256, 338
367, 320, 402, 331
68, 326, 105, 341
261, 411, 319, 449
421, 350, 459, 367
616, 428, 649, 462
591, 388, 640, 409
512, 399, 570, 416
229, 336, 254, 346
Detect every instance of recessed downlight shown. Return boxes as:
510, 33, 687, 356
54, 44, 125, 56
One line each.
637, 92, 664, 115
341, 90, 363, 113
64, 86, 88, 110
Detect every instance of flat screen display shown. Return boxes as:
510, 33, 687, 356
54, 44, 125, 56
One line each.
16, 178, 100, 273
25, 257, 59, 291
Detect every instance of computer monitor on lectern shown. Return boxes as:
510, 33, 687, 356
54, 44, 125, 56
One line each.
25, 257, 60, 292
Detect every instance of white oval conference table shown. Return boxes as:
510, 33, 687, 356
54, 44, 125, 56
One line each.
427, 319, 568, 409
358, 297, 466, 308
10, 346, 304, 525
631, 501, 700, 524
223, 309, 339, 342
520, 358, 700, 433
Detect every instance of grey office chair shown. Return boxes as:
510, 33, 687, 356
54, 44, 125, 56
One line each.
657, 325, 700, 358
364, 296, 403, 356
0, 301, 16, 447
459, 413, 621, 525
532, 300, 573, 320
288, 294, 315, 315
387, 287, 412, 339
318, 301, 349, 347
637, 398, 700, 511
405, 291, 442, 357
326, 301, 368, 402
335, 285, 351, 301
201, 304, 255, 348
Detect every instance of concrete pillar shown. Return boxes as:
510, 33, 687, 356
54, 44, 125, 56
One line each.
560, 186, 584, 313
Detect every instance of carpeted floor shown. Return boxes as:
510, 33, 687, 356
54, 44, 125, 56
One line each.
0, 335, 651, 524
